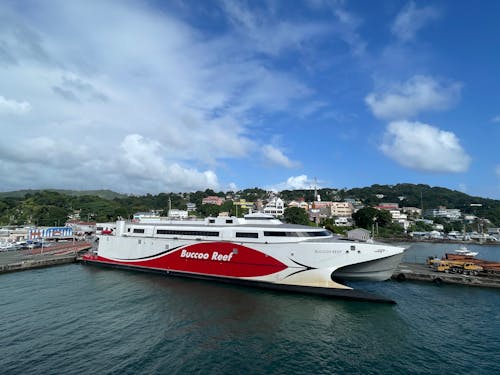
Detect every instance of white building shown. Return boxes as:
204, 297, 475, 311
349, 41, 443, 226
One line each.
424, 207, 461, 220
168, 209, 188, 220
133, 211, 162, 223
288, 200, 309, 210
263, 197, 285, 217
387, 210, 410, 231
403, 207, 422, 216
334, 217, 352, 226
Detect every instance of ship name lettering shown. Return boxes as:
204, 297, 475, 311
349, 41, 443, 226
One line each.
211, 251, 234, 262
180, 249, 234, 261
180, 249, 209, 260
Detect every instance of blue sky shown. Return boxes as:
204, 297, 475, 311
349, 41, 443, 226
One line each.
0, 0, 499, 198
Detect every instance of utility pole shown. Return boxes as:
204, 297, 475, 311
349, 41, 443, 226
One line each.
314, 177, 317, 202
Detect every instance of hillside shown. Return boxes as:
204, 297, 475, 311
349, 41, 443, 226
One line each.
0, 189, 127, 200
0, 184, 499, 226
344, 184, 500, 225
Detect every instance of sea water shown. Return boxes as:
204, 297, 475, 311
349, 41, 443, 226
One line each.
1, 243, 499, 375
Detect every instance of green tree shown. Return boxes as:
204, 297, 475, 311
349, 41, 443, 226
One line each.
283, 207, 310, 225
198, 204, 220, 217
352, 207, 392, 229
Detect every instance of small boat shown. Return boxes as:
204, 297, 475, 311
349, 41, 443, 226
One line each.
454, 246, 478, 257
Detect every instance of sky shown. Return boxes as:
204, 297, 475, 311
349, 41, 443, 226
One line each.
0, 0, 499, 198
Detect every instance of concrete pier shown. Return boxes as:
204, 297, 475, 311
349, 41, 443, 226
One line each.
0, 254, 77, 273
0, 243, 91, 274
392, 262, 500, 288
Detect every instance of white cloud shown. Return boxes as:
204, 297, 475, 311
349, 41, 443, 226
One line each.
0, 95, 31, 114
380, 120, 471, 173
365, 75, 461, 120
0, 1, 335, 193
119, 134, 219, 192
391, 1, 440, 42
492, 115, 500, 123
262, 145, 300, 168
221, 0, 331, 56
267, 175, 315, 192
333, 8, 367, 57
226, 182, 238, 192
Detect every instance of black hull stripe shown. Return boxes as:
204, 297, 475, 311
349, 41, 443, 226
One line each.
115, 245, 183, 261
80, 259, 396, 304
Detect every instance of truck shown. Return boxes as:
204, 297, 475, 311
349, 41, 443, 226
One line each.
428, 258, 483, 276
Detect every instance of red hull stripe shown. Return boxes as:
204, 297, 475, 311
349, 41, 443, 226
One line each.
86, 242, 288, 278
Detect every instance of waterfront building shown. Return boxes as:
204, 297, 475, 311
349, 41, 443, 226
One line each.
0, 227, 29, 243
186, 203, 197, 212
67, 220, 96, 236
347, 228, 370, 241
28, 226, 73, 240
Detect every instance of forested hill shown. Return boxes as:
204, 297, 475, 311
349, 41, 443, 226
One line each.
0, 184, 499, 226
0, 189, 127, 200
345, 183, 499, 211
273, 183, 500, 226
344, 184, 499, 226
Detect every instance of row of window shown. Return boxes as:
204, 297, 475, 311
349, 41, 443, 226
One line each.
129, 228, 329, 238
156, 229, 220, 237
263, 231, 330, 237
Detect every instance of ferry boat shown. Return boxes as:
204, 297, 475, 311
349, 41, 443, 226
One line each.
82, 214, 405, 302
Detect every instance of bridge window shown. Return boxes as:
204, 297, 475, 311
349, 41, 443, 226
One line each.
156, 229, 219, 237
236, 232, 259, 238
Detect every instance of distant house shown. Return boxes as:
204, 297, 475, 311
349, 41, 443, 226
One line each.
424, 206, 461, 220
331, 202, 354, 218
334, 217, 351, 226
288, 200, 309, 210
403, 207, 422, 216
233, 199, 254, 210
375, 203, 399, 210
263, 197, 285, 217
202, 196, 224, 206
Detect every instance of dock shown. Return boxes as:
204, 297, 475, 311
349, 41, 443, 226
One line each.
0, 242, 91, 274
392, 262, 500, 288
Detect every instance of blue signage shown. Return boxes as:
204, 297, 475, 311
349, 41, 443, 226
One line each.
29, 227, 73, 240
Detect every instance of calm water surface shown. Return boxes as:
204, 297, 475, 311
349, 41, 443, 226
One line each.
1, 243, 499, 374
